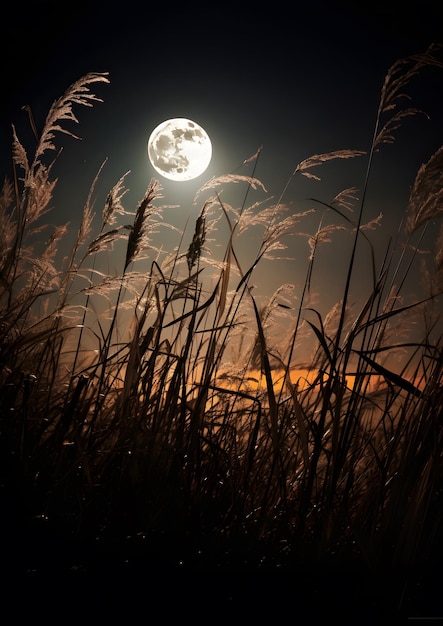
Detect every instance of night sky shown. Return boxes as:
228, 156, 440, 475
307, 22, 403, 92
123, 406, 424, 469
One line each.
2, 1, 443, 319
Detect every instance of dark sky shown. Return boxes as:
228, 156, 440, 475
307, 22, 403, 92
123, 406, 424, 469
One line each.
2, 1, 443, 321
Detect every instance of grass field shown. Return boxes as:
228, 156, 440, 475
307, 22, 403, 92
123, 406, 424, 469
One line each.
2, 47, 443, 620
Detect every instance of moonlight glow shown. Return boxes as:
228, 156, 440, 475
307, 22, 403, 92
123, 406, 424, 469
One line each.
147, 118, 212, 182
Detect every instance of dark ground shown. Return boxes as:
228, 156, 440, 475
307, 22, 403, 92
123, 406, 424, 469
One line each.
2, 498, 442, 624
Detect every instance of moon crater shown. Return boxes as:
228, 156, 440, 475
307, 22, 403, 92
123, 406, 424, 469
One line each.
148, 118, 212, 181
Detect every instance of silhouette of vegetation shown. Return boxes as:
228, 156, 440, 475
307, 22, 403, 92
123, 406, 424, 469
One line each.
1, 49, 443, 618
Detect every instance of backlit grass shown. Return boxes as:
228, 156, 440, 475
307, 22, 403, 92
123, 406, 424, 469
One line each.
2, 49, 443, 616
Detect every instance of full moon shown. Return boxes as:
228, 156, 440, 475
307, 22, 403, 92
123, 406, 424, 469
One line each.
147, 118, 212, 182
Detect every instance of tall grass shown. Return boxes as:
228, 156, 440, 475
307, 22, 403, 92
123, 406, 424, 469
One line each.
1, 51, 443, 614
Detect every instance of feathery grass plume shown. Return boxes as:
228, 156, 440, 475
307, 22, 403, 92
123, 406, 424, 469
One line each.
236, 206, 316, 294
76, 169, 102, 250
235, 197, 271, 235
406, 145, 443, 233
375, 44, 443, 149
24, 223, 70, 297
32, 72, 110, 165
82, 271, 149, 298
101, 170, 130, 229
11, 125, 30, 176
293, 149, 366, 180
82, 173, 132, 259
11, 136, 58, 228
331, 186, 359, 213
307, 223, 347, 261
246, 204, 316, 255
87, 226, 132, 256
239, 146, 263, 168
359, 212, 383, 231
43, 223, 69, 264
10, 74, 109, 271
186, 201, 209, 272
124, 178, 162, 270
6, 72, 109, 309
194, 173, 267, 200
